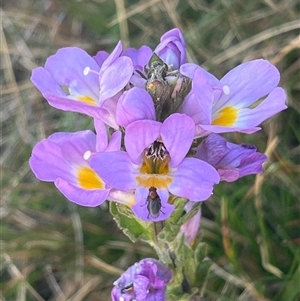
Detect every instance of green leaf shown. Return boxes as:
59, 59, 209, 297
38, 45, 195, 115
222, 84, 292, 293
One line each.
194, 260, 211, 291
194, 242, 207, 265
277, 265, 300, 301
177, 243, 196, 285
109, 202, 152, 242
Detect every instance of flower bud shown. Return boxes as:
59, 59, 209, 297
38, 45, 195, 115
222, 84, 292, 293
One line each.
154, 28, 187, 70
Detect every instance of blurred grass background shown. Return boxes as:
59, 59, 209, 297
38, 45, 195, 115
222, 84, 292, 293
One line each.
1, 0, 299, 300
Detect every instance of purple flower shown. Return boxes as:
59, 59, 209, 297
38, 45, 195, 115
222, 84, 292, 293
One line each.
194, 134, 268, 182
154, 28, 187, 69
29, 120, 135, 207
111, 258, 173, 301
90, 114, 220, 222
180, 60, 287, 136
31, 43, 134, 128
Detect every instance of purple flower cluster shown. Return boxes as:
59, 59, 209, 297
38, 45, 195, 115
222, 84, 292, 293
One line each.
111, 258, 173, 301
29, 28, 286, 223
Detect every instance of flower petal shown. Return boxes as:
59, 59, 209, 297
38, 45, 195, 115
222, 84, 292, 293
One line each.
196, 123, 259, 134
93, 50, 109, 68
161, 113, 195, 167
100, 56, 134, 101
238, 152, 268, 178
47, 131, 96, 165
90, 151, 137, 190
179, 203, 201, 246
125, 120, 161, 164
201, 87, 286, 134
235, 87, 287, 128
218, 169, 240, 182
180, 63, 220, 86
29, 139, 75, 183
180, 69, 214, 125
42, 93, 118, 128
122, 45, 153, 70
106, 131, 122, 152
169, 158, 219, 201
134, 275, 150, 299
31, 67, 67, 97
116, 87, 155, 127
99, 41, 123, 76
44, 47, 100, 99
55, 178, 110, 206
94, 118, 108, 152
218, 59, 280, 109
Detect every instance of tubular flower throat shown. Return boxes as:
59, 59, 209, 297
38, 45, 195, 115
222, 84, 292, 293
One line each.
137, 141, 173, 189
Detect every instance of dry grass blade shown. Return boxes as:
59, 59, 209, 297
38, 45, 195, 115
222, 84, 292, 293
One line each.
3, 254, 46, 301
114, 0, 129, 48
65, 277, 102, 301
162, 0, 182, 29
108, 0, 162, 27
207, 20, 300, 65
208, 259, 271, 301
271, 35, 300, 65
85, 255, 123, 276
70, 210, 84, 286
254, 136, 284, 278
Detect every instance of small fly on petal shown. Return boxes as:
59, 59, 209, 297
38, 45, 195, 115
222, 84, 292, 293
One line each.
145, 187, 164, 218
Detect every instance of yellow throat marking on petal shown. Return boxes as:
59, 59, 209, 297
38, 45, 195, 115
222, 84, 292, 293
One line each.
137, 154, 172, 189
77, 95, 97, 106
136, 174, 173, 189
77, 167, 104, 189
212, 106, 238, 126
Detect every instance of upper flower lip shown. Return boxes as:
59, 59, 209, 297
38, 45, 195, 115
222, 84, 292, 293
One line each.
115, 87, 156, 128
124, 113, 195, 167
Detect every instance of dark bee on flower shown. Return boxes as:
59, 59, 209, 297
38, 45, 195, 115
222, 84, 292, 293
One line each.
146, 54, 173, 120
145, 53, 191, 121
